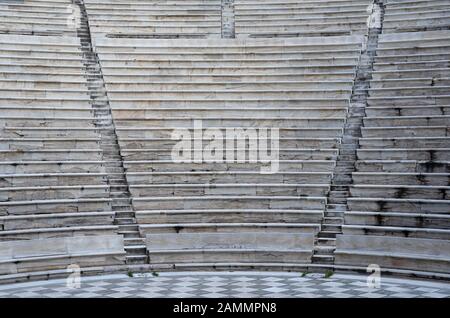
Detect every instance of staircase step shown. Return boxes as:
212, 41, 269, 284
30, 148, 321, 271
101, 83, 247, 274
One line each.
326, 204, 346, 212
126, 255, 148, 265
115, 218, 136, 225
119, 224, 139, 231
316, 238, 336, 246
329, 191, 348, 197
312, 254, 335, 264
109, 178, 126, 183
314, 246, 335, 254
321, 224, 341, 232
325, 211, 345, 217
110, 191, 128, 198
318, 231, 340, 239
119, 231, 141, 239
125, 245, 147, 255
124, 238, 145, 245
115, 211, 135, 218
110, 185, 128, 192
323, 217, 343, 224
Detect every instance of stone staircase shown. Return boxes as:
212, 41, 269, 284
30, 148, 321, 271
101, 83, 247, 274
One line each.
311, 2, 385, 269
221, 0, 235, 38
74, 0, 147, 264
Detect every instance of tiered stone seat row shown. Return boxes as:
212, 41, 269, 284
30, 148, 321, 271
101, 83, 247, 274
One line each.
0, 235, 125, 276
145, 232, 315, 267
384, 0, 450, 33
84, 0, 222, 39
335, 30, 450, 278
234, 0, 373, 38
94, 35, 364, 268
0, 34, 126, 277
0, 0, 79, 36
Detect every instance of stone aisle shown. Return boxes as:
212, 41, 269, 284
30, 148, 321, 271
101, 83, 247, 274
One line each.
73, 0, 148, 264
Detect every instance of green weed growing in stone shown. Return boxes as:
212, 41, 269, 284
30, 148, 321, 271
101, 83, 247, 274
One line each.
324, 270, 334, 279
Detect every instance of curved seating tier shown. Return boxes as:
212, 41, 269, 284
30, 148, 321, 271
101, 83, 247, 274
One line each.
0, 0, 79, 36
335, 235, 450, 275
0, 235, 125, 275
235, 0, 373, 38
0, 34, 126, 279
383, 0, 450, 33
1, 0, 449, 279
84, 0, 222, 39
335, 30, 450, 278
94, 35, 363, 267
145, 232, 314, 267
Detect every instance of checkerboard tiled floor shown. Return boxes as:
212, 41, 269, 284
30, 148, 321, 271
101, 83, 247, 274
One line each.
0, 272, 449, 298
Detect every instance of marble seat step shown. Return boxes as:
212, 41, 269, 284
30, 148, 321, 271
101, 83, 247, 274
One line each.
140, 222, 319, 235
342, 224, 450, 240
120, 148, 338, 161
136, 208, 324, 224
129, 183, 329, 197
348, 197, 450, 213
132, 195, 326, 211
352, 172, 450, 186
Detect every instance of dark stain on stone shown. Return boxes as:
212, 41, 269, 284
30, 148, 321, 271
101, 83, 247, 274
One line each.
377, 200, 386, 212
395, 187, 407, 199
174, 226, 183, 233
375, 213, 384, 226
417, 174, 427, 185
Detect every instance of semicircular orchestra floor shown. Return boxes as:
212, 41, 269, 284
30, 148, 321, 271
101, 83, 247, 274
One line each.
0, 272, 449, 298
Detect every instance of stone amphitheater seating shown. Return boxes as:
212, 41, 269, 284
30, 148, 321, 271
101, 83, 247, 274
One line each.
234, 0, 373, 38
335, 235, 450, 275
335, 30, 450, 277
0, 0, 79, 36
0, 235, 125, 275
383, 0, 450, 33
92, 35, 363, 267
84, 0, 222, 39
0, 33, 126, 277
145, 232, 314, 266
0, 0, 449, 281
